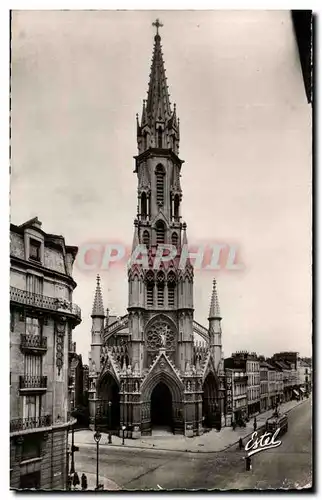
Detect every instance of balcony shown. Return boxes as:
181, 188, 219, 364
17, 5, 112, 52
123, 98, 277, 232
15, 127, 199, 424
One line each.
20, 334, 47, 353
10, 414, 52, 433
10, 287, 81, 323
19, 375, 47, 391
234, 374, 248, 383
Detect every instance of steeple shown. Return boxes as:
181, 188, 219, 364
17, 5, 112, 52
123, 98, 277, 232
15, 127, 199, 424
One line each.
146, 19, 171, 124
136, 19, 180, 156
91, 274, 105, 317
208, 278, 221, 320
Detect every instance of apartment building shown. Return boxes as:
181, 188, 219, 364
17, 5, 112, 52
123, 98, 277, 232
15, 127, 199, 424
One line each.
10, 218, 81, 490
259, 360, 269, 412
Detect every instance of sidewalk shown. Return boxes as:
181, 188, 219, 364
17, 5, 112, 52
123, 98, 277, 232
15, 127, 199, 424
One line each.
71, 474, 121, 491
72, 398, 308, 454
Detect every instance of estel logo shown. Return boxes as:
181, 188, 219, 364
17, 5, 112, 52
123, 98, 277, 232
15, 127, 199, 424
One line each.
245, 428, 282, 457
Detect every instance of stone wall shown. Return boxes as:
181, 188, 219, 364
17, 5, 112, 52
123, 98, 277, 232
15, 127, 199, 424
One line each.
10, 427, 68, 491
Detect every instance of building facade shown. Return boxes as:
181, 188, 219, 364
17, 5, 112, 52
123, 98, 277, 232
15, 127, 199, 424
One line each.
224, 368, 248, 424
10, 217, 81, 490
259, 361, 269, 412
87, 25, 226, 438
267, 362, 277, 409
298, 358, 311, 396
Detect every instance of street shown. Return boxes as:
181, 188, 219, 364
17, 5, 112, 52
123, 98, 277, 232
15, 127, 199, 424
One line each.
74, 398, 312, 490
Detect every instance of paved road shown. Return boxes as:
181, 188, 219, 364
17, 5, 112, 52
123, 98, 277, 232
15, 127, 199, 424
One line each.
74, 398, 312, 490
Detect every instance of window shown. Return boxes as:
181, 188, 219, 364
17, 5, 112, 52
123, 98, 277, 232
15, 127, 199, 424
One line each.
25, 354, 42, 376
23, 395, 41, 419
155, 165, 165, 206
146, 271, 154, 307
171, 232, 178, 247
157, 127, 163, 148
21, 436, 41, 462
168, 272, 176, 307
155, 221, 165, 244
174, 194, 180, 219
29, 239, 41, 262
26, 274, 43, 295
147, 284, 154, 306
157, 272, 165, 306
20, 471, 41, 489
142, 230, 150, 246
141, 193, 147, 218
26, 316, 40, 336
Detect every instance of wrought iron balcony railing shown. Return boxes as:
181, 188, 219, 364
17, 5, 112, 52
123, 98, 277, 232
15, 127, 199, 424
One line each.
20, 334, 47, 352
10, 287, 81, 321
19, 375, 47, 390
10, 414, 51, 433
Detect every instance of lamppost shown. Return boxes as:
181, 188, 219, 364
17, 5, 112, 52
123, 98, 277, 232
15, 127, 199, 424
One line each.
108, 401, 112, 444
122, 425, 126, 445
93, 430, 102, 490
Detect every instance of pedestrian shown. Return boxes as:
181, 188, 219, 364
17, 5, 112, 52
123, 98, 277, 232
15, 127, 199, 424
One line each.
238, 437, 244, 450
81, 473, 88, 491
245, 455, 252, 471
67, 475, 72, 491
253, 417, 257, 432
72, 472, 80, 490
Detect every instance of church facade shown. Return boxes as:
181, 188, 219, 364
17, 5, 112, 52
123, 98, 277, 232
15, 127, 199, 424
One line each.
88, 22, 227, 438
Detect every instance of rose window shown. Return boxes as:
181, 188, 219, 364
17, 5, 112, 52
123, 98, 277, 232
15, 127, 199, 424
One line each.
146, 321, 175, 351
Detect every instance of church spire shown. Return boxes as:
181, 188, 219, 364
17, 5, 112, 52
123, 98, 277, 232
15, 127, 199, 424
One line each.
146, 19, 171, 125
209, 278, 221, 320
91, 274, 105, 317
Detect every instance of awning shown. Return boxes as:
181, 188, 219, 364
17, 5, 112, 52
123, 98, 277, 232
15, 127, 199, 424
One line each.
293, 389, 299, 396
300, 387, 305, 393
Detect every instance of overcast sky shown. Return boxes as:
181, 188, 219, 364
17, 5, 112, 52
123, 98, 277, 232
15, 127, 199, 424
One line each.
11, 10, 312, 363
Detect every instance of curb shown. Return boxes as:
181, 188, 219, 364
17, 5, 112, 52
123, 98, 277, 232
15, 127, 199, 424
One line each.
74, 400, 308, 455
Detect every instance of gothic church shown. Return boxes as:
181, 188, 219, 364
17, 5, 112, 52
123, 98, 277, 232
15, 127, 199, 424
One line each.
88, 21, 226, 437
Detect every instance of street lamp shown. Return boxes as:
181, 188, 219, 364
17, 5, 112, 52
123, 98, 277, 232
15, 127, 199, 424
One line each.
93, 430, 102, 490
108, 401, 112, 444
122, 425, 126, 445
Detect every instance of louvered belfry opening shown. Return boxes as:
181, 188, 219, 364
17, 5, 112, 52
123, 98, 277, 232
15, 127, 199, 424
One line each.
155, 220, 165, 244
146, 271, 154, 307
142, 230, 150, 246
155, 164, 165, 206
171, 232, 178, 247
157, 271, 165, 306
168, 271, 176, 307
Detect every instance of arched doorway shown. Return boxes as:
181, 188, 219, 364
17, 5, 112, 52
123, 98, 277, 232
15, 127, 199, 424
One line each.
97, 373, 120, 432
151, 382, 173, 431
202, 372, 221, 430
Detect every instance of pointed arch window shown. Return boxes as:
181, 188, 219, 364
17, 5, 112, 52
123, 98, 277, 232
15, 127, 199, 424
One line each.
174, 194, 180, 219
146, 271, 154, 307
157, 271, 165, 307
155, 164, 165, 206
171, 232, 178, 248
167, 271, 176, 307
157, 127, 163, 148
155, 220, 166, 245
141, 192, 147, 218
142, 230, 150, 247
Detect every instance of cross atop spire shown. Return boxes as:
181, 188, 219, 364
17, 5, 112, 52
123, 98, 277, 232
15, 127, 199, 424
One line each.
92, 274, 105, 317
152, 18, 163, 36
